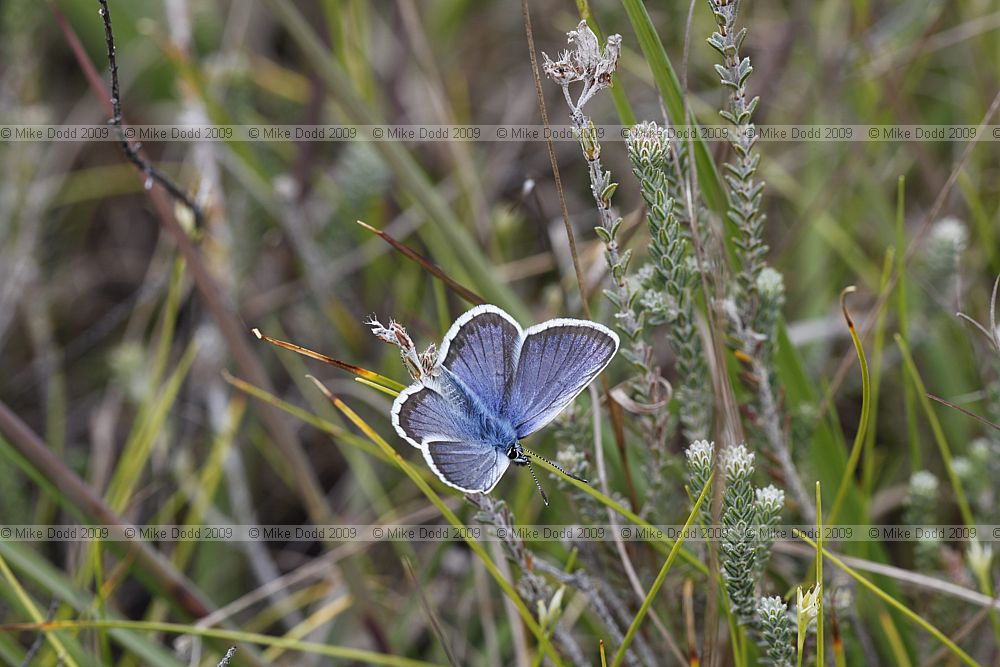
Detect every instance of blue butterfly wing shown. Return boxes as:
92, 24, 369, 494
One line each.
437, 305, 522, 414
393, 307, 616, 493
506, 319, 619, 438
423, 440, 510, 493
392, 373, 514, 494
392, 382, 473, 448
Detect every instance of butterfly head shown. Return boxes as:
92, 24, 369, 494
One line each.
504, 441, 529, 465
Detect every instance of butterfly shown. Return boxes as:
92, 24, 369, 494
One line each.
391, 304, 619, 503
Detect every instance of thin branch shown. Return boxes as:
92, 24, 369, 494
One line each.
355, 220, 485, 305
97, 0, 204, 227
926, 392, 1000, 432
59, 3, 333, 524
520, 0, 589, 315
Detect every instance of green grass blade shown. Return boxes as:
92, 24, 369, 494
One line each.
827, 288, 871, 525
894, 334, 974, 526
310, 380, 564, 667
0, 619, 441, 667
863, 248, 896, 500
611, 474, 713, 667
795, 533, 980, 667
0, 551, 81, 667
894, 176, 921, 472
816, 481, 824, 667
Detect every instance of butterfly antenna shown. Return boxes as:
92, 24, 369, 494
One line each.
524, 458, 549, 506
522, 448, 589, 485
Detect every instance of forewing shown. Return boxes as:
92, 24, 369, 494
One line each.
437, 305, 522, 414
392, 382, 471, 448
423, 439, 510, 493
507, 320, 619, 437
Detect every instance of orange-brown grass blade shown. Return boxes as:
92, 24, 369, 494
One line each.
355, 220, 486, 306
251, 328, 406, 393
683, 579, 700, 667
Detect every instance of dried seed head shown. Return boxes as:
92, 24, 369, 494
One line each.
567, 21, 601, 72
542, 21, 621, 95
594, 34, 621, 88
366, 315, 429, 381
541, 50, 577, 84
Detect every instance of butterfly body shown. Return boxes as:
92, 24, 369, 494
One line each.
438, 366, 519, 454
391, 305, 618, 495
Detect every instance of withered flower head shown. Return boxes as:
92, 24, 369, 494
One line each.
542, 21, 621, 94
366, 315, 438, 381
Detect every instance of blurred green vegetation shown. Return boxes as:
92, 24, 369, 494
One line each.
0, 0, 998, 664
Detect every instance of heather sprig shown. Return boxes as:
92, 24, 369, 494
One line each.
685, 439, 715, 526
754, 484, 784, 578
924, 216, 968, 306
544, 22, 671, 452
706, 0, 766, 319
687, 441, 786, 632
721, 443, 759, 624
470, 496, 586, 664
626, 122, 712, 441
757, 596, 796, 667
905, 470, 941, 571
543, 23, 640, 354
754, 267, 785, 361
704, 0, 805, 521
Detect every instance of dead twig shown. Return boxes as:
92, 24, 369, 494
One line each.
97, 0, 204, 228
